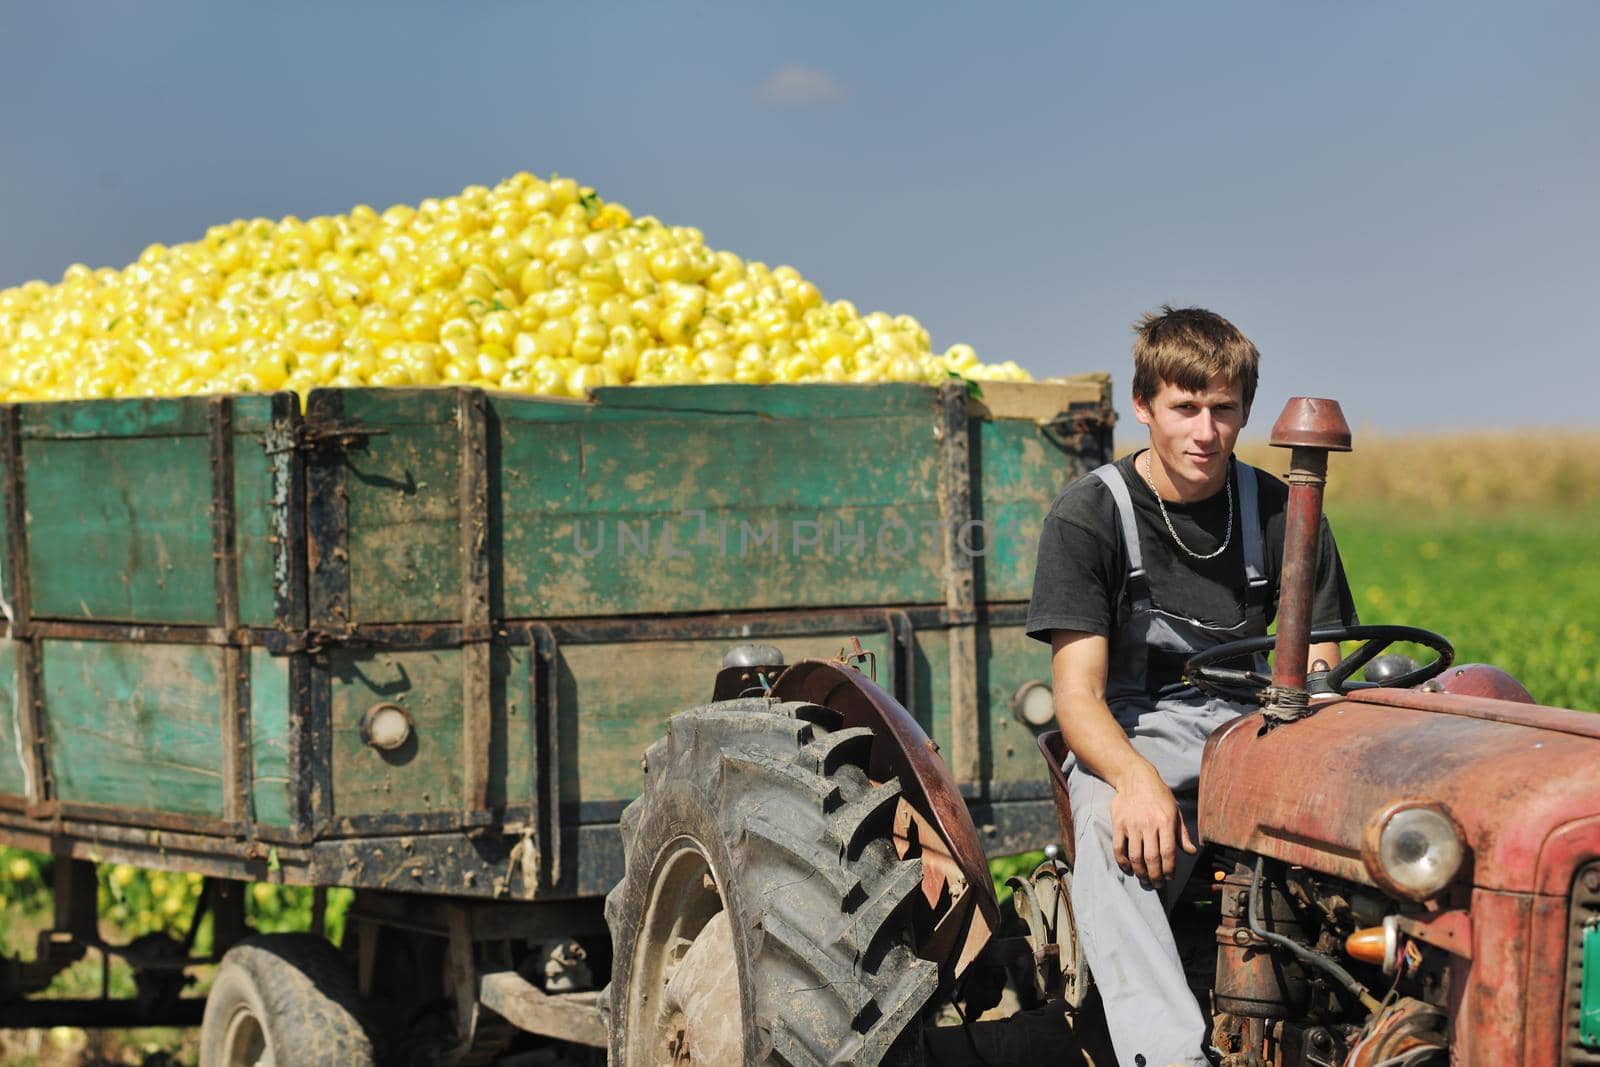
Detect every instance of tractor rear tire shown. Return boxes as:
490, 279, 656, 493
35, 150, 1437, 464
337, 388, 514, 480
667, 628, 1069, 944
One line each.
606, 698, 938, 1066
199, 933, 381, 1067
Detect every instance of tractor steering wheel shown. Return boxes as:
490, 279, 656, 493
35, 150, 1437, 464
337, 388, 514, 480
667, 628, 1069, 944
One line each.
1184, 625, 1455, 702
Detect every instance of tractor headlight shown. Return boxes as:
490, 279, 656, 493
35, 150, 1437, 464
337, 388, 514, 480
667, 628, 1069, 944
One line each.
1366, 804, 1465, 900
1010, 680, 1056, 728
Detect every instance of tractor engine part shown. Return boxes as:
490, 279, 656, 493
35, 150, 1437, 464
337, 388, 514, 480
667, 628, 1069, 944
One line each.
711, 642, 786, 701
1346, 996, 1448, 1065
1276, 1021, 1349, 1066
1214, 862, 1311, 1018
1264, 396, 1351, 716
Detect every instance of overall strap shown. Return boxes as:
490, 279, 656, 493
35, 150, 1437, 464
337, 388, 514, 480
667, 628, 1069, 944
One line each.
1090, 464, 1153, 612
1235, 461, 1270, 631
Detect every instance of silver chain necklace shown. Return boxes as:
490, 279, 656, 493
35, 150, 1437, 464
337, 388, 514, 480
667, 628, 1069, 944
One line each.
1142, 450, 1232, 560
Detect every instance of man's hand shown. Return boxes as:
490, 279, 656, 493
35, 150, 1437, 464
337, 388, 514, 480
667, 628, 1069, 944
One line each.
1050, 630, 1198, 886
1109, 761, 1197, 885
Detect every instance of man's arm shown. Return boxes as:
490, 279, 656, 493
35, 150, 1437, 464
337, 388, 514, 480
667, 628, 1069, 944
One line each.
1308, 641, 1341, 672
1051, 629, 1195, 886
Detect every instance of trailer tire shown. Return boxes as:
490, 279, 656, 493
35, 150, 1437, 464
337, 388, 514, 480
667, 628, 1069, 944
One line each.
199, 933, 381, 1067
606, 699, 937, 1067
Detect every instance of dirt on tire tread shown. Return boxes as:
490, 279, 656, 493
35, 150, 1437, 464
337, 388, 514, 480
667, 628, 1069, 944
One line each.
200, 933, 380, 1066
607, 698, 936, 1067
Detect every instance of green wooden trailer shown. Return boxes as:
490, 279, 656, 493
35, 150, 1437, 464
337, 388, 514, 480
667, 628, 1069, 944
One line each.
0, 377, 1113, 1063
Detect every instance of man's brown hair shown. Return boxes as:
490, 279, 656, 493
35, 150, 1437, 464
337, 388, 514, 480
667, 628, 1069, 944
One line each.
1131, 305, 1260, 415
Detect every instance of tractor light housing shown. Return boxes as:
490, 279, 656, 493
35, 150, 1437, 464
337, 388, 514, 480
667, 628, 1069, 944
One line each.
1365, 803, 1465, 901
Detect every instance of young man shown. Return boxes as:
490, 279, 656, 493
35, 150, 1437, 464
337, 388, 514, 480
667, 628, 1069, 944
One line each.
1025, 306, 1358, 1067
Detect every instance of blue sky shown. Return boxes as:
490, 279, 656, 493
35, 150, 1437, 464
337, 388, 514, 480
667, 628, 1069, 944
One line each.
2, 2, 1595, 430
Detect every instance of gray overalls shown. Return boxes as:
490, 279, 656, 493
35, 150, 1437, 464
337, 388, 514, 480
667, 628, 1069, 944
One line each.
1065, 460, 1267, 1067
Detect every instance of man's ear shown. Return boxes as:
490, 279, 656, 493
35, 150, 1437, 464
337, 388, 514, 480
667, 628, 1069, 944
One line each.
1131, 391, 1153, 427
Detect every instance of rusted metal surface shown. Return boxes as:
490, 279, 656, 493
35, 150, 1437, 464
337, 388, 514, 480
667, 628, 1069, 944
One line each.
1533, 893, 1576, 1065
769, 659, 999, 966
0, 809, 302, 882
264, 399, 308, 630
208, 397, 240, 633
283, 651, 314, 840
937, 384, 982, 785
1200, 695, 1600, 895
235, 601, 1021, 654
1267, 396, 1353, 453
25, 619, 231, 645
478, 971, 608, 1048
893, 799, 992, 980
527, 622, 562, 892
314, 830, 522, 896
1, 405, 49, 813
1427, 662, 1536, 703
1535, 815, 1600, 896
1447, 887, 1536, 1067
1035, 731, 1075, 865
1260, 397, 1351, 705
1392, 908, 1473, 958
16, 635, 48, 815
294, 652, 332, 840
1266, 452, 1322, 695
320, 810, 499, 838
1349, 686, 1600, 744
1, 404, 35, 631
231, 643, 257, 835
48, 800, 236, 839
459, 390, 492, 815
305, 388, 352, 632
1035, 405, 1119, 456
1212, 865, 1310, 1018
884, 608, 916, 710
1346, 998, 1447, 1067
220, 642, 248, 829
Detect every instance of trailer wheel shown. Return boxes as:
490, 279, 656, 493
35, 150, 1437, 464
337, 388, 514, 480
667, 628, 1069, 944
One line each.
199, 933, 380, 1067
606, 699, 938, 1066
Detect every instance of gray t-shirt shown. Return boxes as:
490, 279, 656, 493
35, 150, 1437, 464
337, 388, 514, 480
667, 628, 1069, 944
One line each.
1026, 453, 1358, 692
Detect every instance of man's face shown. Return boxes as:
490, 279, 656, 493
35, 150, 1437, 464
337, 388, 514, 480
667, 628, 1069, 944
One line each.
1132, 373, 1247, 500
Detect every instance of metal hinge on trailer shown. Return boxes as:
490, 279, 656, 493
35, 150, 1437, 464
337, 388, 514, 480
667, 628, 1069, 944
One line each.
262, 421, 389, 455
1038, 403, 1117, 452
266, 622, 500, 655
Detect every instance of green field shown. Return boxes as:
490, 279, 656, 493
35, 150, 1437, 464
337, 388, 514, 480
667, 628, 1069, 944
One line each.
1330, 503, 1600, 712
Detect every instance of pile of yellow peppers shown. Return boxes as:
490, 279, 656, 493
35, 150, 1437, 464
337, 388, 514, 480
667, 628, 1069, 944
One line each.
0, 173, 1028, 402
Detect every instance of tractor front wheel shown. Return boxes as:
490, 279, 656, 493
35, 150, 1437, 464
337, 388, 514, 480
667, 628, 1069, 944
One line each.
606, 699, 937, 1066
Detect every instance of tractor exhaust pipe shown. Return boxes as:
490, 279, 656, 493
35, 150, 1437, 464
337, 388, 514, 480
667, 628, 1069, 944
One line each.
1265, 397, 1351, 716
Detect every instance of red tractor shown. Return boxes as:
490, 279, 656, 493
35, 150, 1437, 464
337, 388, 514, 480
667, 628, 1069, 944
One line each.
609, 397, 1595, 1066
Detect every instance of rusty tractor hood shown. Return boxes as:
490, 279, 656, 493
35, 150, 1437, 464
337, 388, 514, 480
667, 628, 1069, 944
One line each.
1199, 688, 1600, 896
